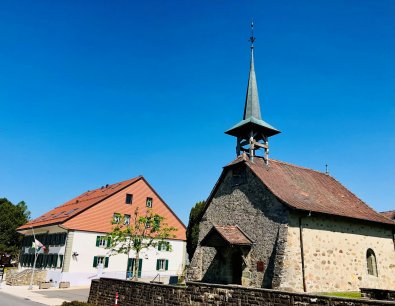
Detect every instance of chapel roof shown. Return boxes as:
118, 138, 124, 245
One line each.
381, 210, 395, 221
225, 156, 394, 226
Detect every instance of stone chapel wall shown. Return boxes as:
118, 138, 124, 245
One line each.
281, 214, 395, 292
188, 166, 289, 288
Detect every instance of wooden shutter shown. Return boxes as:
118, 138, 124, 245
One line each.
59, 255, 64, 268
52, 254, 58, 268
156, 259, 160, 270
107, 237, 111, 247
165, 260, 169, 271
93, 256, 98, 267
47, 254, 52, 267
104, 257, 109, 268
138, 259, 142, 277
96, 236, 100, 247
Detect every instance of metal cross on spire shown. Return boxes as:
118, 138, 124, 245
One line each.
249, 20, 256, 49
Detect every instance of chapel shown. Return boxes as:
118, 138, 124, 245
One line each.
187, 24, 395, 292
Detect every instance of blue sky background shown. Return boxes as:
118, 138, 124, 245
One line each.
1, 0, 394, 224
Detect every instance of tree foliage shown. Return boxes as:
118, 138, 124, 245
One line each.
0, 198, 30, 257
106, 207, 177, 280
186, 201, 205, 261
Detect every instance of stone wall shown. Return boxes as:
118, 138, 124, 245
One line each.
281, 214, 395, 292
188, 165, 289, 288
88, 278, 395, 305
6, 268, 47, 286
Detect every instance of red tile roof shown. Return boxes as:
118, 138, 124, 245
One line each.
201, 225, 254, 247
213, 225, 254, 245
381, 210, 395, 221
226, 156, 393, 226
18, 176, 143, 230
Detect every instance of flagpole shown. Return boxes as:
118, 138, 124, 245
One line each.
28, 226, 37, 290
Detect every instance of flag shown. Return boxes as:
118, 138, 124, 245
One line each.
32, 239, 47, 253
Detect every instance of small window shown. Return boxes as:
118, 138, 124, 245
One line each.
93, 256, 109, 268
125, 194, 133, 204
146, 197, 153, 208
158, 241, 170, 251
113, 213, 121, 224
367, 248, 378, 276
96, 236, 108, 247
124, 214, 131, 225
145, 221, 151, 228
156, 259, 168, 271
232, 166, 247, 186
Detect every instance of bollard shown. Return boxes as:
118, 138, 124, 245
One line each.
114, 291, 119, 306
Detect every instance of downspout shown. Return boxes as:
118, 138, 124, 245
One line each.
298, 216, 307, 292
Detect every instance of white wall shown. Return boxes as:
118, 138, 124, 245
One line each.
66, 230, 186, 285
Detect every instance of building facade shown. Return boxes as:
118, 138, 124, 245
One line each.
187, 25, 395, 292
18, 176, 187, 286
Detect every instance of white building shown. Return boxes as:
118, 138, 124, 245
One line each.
17, 176, 187, 286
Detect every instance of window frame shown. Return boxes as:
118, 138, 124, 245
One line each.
146, 197, 153, 208
124, 214, 131, 225
125, 194, 133, 204
366, 248, 378, 277
113, 213, 121, 224
156, 258, 169, 271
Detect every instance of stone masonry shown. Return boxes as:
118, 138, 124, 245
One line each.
188, 165, 289, 288
281, 214, 395, 292
88, 277, 395, 306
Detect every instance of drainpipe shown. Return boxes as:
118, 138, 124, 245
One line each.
298, 216, 307, 292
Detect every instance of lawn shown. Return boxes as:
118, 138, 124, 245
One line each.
319, 291, 362, 299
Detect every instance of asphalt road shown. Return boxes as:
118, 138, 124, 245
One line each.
0, 291, 44, 306
33, 288, 89, 302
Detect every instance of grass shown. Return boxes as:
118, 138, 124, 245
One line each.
319, 291, 362, 299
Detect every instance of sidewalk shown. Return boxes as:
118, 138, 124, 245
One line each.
0, 281, 90, 306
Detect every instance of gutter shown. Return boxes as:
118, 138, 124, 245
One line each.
298, 216, 307, 292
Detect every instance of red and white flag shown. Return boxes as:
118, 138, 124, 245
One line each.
32, 239, 47, 253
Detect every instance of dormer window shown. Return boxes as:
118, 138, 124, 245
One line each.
146, 197, 153, 208
125, 194, 133, 204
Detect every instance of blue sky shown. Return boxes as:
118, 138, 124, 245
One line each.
1, 0, 394, 224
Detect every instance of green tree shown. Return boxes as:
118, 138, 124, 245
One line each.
0, 198, 30, 257
186, 201, 205, 261
106, 207, 177, 281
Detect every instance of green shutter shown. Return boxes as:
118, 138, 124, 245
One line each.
59, 255, 64, 268
165, 260, 169, 271
104, 257, 109, 268
93, 256, 98, 267
47, 254, 52, 267
52, 254, 57, 268
96, 236, 100, 247
42, 254, 47, 268
107, 237, 111, 247
156, 259, 160, 271
138, 259, 142, 277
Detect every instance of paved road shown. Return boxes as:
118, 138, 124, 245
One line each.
33, 288, 89, 302
0, 291, 45, 306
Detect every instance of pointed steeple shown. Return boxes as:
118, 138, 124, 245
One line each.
243, 38, 261, 120
225, 22, 280, 162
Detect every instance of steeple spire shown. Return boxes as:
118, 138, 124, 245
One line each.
244, 22, 261, 120
225, 22, 280, 163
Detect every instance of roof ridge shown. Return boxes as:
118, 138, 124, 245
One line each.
268, 158, 326, 175
380, 210, 395, 213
